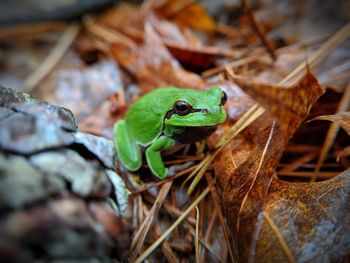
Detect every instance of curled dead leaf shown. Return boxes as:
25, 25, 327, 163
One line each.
311, 112, 350, 136
111, 23, 204, 92
215, 70, 328, 261
224, 69, 324, 138
156, 0, 216, 32
257, 170, 350, 262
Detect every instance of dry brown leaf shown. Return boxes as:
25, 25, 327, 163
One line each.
156, 0, 216, 32
215, 70, 327, 261
257, 170, 350, 262
99, 3, 141, 30
224, 69, 325, 137
312, 112, 350, 136
313, 84, 350, 176
339, 146, 350, 161
151, 6, 232, 71
99, 4, 231, 72
218, 119, 285, 262
150, 15, 237, 71
111, 23, 204, 92
165, 41, 236, 72
149, 15, 216, 71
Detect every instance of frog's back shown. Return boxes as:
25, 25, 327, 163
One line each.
125, 87, 182, 146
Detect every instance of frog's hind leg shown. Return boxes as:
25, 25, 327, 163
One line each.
114, 120, 142, 171
146, 135, 175, 179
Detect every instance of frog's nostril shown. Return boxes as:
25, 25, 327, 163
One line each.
201, 109, 208, 114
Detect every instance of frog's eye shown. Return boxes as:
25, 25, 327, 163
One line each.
220, 91, 227, 106
173, 100, 192, 116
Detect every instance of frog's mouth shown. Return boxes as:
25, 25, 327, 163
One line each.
170, 125, 218, 144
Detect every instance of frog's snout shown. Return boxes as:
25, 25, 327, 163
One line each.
207, 106, 221, 115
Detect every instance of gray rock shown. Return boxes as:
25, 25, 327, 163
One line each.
0, 154, 65, 209
0, 81, 129, 261
12, 101, 78, 132
0, 106, 13, 121
0, 85, 34, 105
74, 131, 116, 169
106, 169, 130, 214
0, 111, 75, 154
1, 198, 114, 260
30, 150, 111, 198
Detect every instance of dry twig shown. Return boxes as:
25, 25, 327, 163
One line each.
23, 22, 80, 92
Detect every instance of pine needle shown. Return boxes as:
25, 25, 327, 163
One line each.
201, 55, 262, 78
151, 222, 179, 263
278, 171, 339, 179
216, 103, 263, 148
280, 22, 350, 87
23, 22, 80, 93
195, 206, 200, 263
183, 221, 225, 263
206, 173, 236, 263
132, 165, 196, 196
241, 0, 276, 60
313, 82, 350, 181
263, 211, 296, 263
182, 155, 210, 188
131, 181, 172, 259
0, 22, 66, 40
83, 15, 135, 48
134, 188, 210, 263
279, 152, 318, 173
186, 155, 213, 194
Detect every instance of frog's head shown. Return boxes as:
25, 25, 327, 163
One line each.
163, 87, 227, 144
164, 87, 227, 126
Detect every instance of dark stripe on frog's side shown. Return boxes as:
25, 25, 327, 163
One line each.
170, 125, 217, 144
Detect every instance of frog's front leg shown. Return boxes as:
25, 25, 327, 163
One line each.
146, 135, 175, 179
114, 120, 142, 171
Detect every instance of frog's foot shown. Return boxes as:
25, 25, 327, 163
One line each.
146, 136, 175, 179
114, 120, 141, 171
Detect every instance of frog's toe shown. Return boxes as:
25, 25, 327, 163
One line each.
156, 168, 168, 179
149, 162, 168, 179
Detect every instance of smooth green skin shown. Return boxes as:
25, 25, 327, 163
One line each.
114, 87, 227, 178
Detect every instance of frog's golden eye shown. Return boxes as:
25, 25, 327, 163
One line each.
173, 100, 192, 116
220, 91, 227, 106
